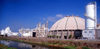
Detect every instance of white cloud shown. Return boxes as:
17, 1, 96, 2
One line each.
42, 14, 64, 23
47, 16, 56, 22
56, 14, 64, 18
45, 14, 64, 22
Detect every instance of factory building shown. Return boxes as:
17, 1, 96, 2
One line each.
48, 2, 98, 40
0, 27, 19, 36
34, 22, 48, 37
19, 28, 33, 37
48, 16, 85, 39
95, 24, 100, 39
82, 2, 97, 39
19, 22, 48, 37
85, 2, 97, 29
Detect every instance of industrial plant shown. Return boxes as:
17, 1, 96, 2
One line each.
49, 16, 85, 39
0, 2, 100, 40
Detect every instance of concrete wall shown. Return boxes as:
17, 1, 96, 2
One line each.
82, 29, 95, 39
95, 29, 100, 39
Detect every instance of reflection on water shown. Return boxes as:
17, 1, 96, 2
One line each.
18, 42, 32, 48
0, 40, 52, 49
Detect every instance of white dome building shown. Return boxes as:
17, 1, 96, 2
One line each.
49, 16, 85, 39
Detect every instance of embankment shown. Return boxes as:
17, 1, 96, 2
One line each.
0, 36, 100, 49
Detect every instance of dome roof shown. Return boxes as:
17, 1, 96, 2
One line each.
50, 16, 85, 31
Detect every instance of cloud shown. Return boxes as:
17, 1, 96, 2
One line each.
56, 14, 64, 18
45, 14, 64, 22
46, 16, 56, 22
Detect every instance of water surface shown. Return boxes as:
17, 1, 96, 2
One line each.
0, 40, 60, 49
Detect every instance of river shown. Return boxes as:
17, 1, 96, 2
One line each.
0, 40, 60, 49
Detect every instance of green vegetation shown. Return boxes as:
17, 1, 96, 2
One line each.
0, 44, 17, 49
64, 46, 76, 49
82, 46, 90, 49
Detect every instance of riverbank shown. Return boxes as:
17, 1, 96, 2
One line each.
0, 36, 99, 49
0, 44, 17, 49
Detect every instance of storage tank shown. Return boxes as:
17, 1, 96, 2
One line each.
85, 2, 97, 29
